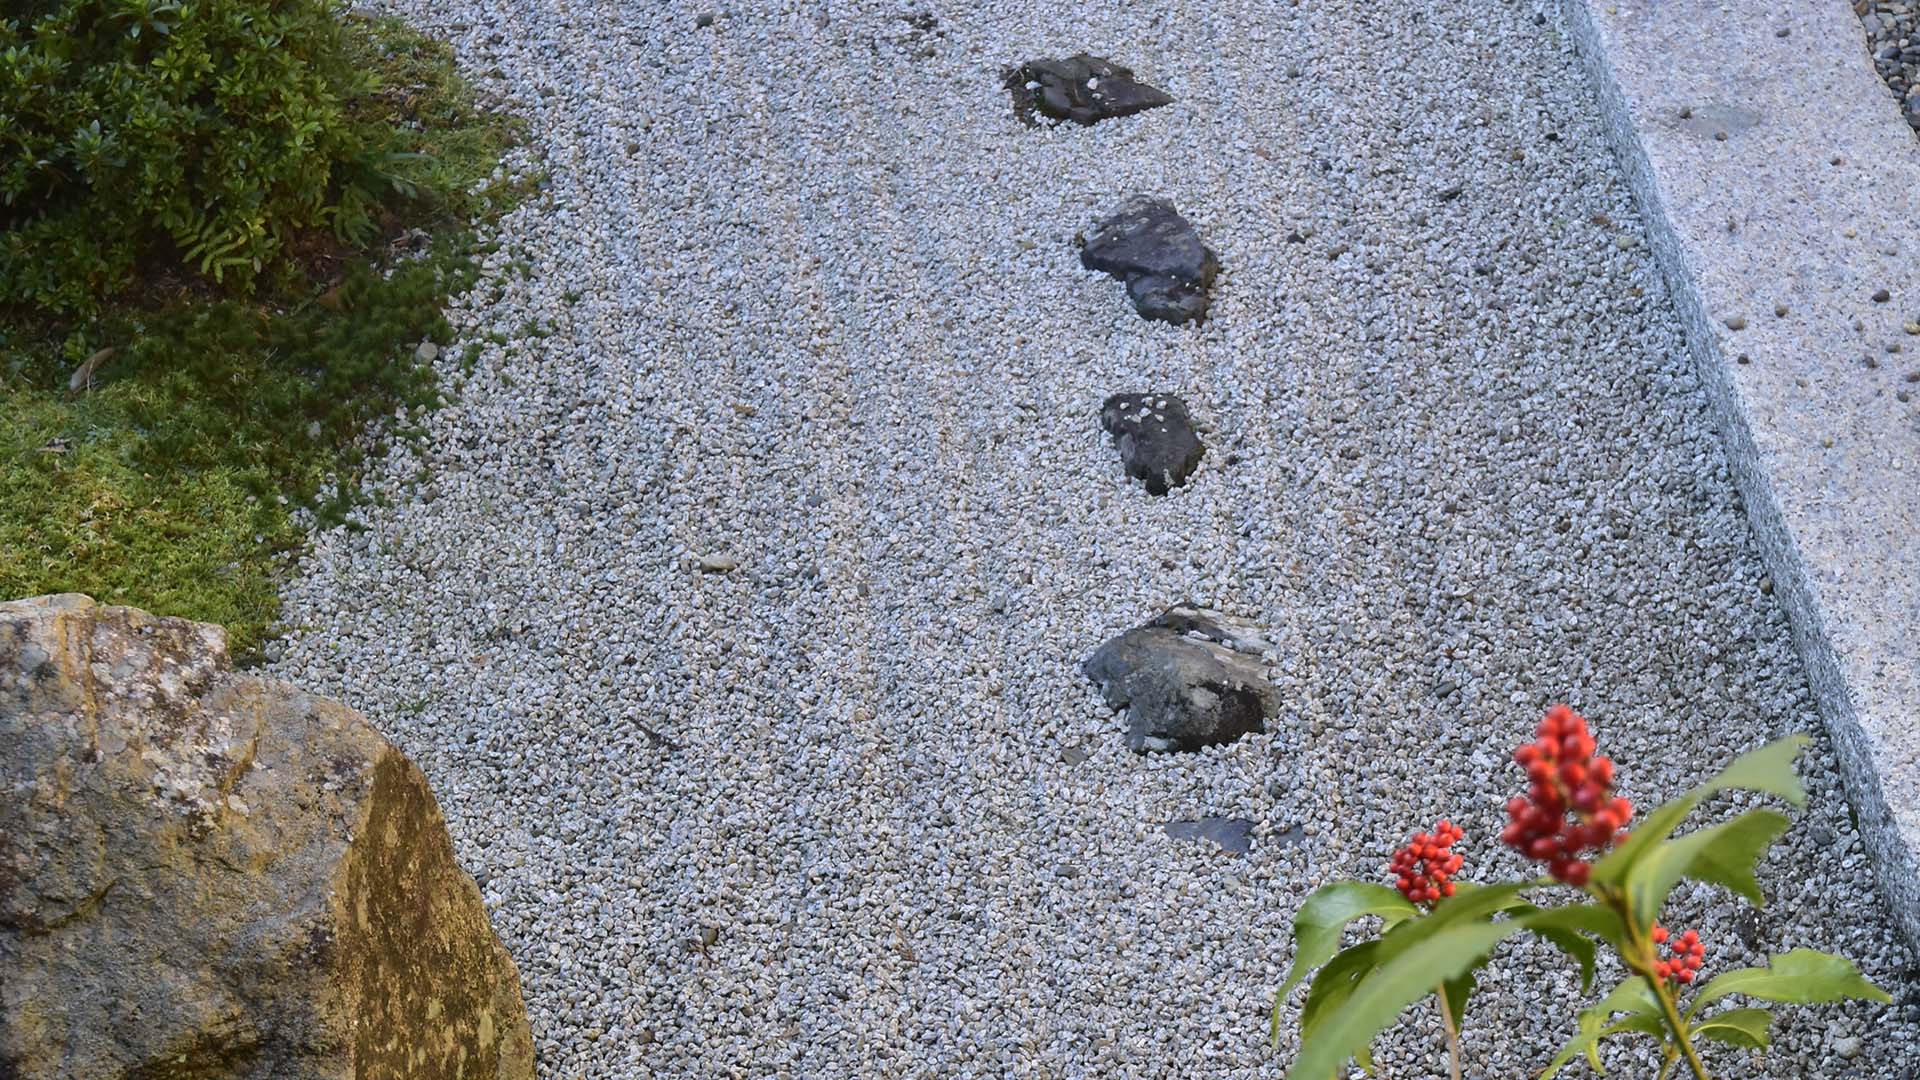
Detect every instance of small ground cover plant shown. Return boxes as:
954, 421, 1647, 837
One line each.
1, 3, 526, 655
1272, 706, 1889, 1079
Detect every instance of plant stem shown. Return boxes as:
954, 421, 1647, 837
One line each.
1647, 975, 1713, 1080
1434, 984, 1463, 1080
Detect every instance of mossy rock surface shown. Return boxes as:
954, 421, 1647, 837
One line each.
0, 594, 535, 1080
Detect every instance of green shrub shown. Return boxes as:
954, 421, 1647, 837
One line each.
0, 11, 522, 656
0, 0, 395, 314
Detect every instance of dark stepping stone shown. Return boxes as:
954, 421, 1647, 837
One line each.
1165, 817, 1255, 855
1005, 54, 1172, 126
1080, 196, 1218, 325
1100, 392, 1203, 495
1084, 606, 1279, 753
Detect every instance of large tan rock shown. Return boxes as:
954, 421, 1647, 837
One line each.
0, 595, 535, 1080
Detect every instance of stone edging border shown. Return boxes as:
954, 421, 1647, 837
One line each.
1562, 0, 1920, 953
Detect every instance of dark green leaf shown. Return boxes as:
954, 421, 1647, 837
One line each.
1289, 917, 1536, 1079
1372, 881, 1533, 966
1693, 1008, 1772, 1051
1591, 736, 1807, 888
1691, 949, 1891, 1013
1525, 901, 1626, 950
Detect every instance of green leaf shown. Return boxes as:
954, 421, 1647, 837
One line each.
1691, 949, 1891, 1013
1525, 901, 1626, 949
1374, 882, 1533, 962
1277, 883, 1418, 1002
1666, 809, 1791, 905
1539, 980, 1663, 1079
1624, 809, 1790, 933
1591, 736, 1808, 888
1515, 903, 1612, 991
1441, 968, 1475, 1031
1693, 1008, 1772, 1051
1428, 898, 1599, 1030
1290, 939, 1382, 1063
1277, 883, 1547, 1068
1289, 913, 1542, 1079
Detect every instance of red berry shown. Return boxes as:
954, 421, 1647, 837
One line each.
1502, 707, 1636, 876
1651, 926, 1669, 944
1389, 820, 1469, 908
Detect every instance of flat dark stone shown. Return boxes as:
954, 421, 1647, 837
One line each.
1165, 817, 1255, 855
1080, 197, 1218, 325
1100, 393, 1203, 495
1005, 54, 1172, 126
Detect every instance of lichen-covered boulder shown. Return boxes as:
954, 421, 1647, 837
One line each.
0, 594, 534, 1080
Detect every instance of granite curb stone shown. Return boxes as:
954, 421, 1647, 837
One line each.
1563, 0, 1920, 952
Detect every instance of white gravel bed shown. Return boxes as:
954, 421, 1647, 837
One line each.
277, 0, 1919, 1075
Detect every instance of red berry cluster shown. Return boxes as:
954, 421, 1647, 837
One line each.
1652, 926, 1706, 984
1391, 820, 1465, 906
1501, 705, 1633, 887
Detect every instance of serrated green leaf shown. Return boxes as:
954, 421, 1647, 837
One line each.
1592, 736, 1808, 888
1690, 949, 1891, 1014
1693, 1008, 1771, 1050
1277, 883, 1418, 1002
1624, 809, 1790, 933
1277, 883, 1542, 1066
1670, 809, 1791, 905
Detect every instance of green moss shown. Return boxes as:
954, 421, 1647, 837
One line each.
0, 391, 283, 647
0, 11, 521, 659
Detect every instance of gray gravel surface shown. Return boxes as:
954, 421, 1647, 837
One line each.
277, 0, 1920, 1075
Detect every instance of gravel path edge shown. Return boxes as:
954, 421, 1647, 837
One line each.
1563, 0, 1920, 954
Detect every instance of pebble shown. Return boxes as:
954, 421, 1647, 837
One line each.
1725, 314, 1748, 330
270, 0, 1920, 1075
1874, 288, 1892, 303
